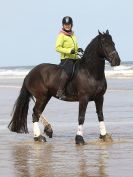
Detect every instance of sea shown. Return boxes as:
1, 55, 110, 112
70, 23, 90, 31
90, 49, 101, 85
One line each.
0, 61, 133, 79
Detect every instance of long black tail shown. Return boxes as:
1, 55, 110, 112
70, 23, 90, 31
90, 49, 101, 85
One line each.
8, 81, 31, 133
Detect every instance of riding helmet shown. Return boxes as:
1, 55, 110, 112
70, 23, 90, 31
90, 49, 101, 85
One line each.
62, 16, 73, 26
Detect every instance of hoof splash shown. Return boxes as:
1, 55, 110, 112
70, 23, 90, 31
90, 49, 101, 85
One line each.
99, 133, 113, 142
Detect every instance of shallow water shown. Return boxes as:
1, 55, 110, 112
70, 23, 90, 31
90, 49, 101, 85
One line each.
1, 125, 133, 177
0, 78, 133, 177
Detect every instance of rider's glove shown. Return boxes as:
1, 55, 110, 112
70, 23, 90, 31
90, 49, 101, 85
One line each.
70, 49, 75, 54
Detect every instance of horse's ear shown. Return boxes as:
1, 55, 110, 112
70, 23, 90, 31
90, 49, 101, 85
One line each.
98, 30, 102, 35
106, 30, 109, 35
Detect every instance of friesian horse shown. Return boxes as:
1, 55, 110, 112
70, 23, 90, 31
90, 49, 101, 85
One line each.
8, 30, 121, 144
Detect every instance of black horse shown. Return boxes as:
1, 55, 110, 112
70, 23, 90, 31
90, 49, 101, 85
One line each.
8, 30, 121, 144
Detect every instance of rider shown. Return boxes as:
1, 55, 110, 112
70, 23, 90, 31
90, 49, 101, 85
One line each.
56, 16, 83, 99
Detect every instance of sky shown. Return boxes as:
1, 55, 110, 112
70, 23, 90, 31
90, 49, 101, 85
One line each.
0, 0, 133, 66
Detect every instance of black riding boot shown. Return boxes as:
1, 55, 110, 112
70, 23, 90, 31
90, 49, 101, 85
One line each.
56, 70, 69, 99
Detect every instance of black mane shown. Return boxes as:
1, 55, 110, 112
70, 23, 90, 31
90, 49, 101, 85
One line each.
84, 35, 99, 56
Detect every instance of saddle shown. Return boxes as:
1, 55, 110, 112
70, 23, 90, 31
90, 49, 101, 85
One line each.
60, 59, 79, 81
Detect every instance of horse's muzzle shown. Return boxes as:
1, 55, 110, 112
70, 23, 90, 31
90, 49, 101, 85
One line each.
110, 52, 121, 66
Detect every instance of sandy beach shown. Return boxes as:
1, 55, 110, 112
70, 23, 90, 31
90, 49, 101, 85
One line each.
0, 77, 133, 177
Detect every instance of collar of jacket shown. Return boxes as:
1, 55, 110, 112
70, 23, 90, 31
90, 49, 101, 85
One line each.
60, 28, 74, 36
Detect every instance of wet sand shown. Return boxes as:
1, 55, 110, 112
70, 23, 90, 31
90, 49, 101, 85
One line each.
0, 78, 133, 177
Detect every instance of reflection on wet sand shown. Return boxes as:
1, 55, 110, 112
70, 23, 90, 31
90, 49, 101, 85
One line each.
76, 145, 109, 177
12, 143, 54, 177
13, 145, 30, 177
11, 139, 111, 177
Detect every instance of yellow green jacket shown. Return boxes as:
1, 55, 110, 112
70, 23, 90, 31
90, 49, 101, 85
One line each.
56, 32, 79, 60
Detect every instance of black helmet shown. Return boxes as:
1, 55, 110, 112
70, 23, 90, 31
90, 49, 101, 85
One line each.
62, 16, 73, 26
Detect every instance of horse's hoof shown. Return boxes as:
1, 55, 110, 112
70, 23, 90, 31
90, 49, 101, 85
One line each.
75, 135, 85, 145
44, 124, 53, 138
34, 135, 47, 142
99, 133, 113, 142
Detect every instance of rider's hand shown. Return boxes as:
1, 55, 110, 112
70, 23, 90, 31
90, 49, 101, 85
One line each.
70, 49, 75, 54
78, 48, 84, 53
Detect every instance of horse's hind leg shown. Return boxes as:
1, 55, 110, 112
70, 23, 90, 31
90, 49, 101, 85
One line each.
32, 95, 52, 142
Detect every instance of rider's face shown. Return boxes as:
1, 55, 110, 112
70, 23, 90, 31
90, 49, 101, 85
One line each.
63, 24, 72, 31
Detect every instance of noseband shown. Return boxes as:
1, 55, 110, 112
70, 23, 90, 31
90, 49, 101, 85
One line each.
108, 50, 117, 57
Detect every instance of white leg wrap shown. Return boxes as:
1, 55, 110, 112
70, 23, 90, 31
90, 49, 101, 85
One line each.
99, 121, 106, 136
77, 125, 83, 136
33, 122, 41, 137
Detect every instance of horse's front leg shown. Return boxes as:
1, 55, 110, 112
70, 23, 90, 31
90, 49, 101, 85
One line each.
95, 96, 112, 142
75, 95, 89, 145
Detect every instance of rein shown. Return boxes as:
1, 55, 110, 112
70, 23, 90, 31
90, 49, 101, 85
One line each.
76, 51, 84, 58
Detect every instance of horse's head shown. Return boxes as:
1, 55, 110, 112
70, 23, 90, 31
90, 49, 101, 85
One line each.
98, 30, 121, 66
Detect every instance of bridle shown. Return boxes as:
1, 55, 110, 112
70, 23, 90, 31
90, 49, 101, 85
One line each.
108, 50, 117, 57
100, 39, 117, 61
